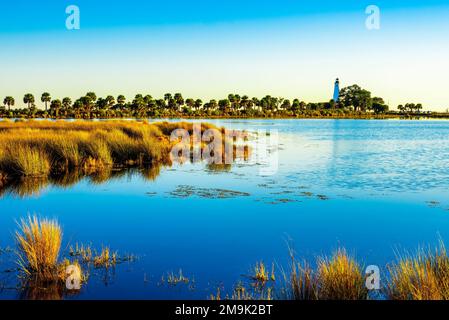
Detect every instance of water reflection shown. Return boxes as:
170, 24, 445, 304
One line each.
19, 279, 65, 301
0, 159, 244, 198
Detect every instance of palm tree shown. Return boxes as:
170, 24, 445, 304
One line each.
41, 92, 51, 112
105, 95, 115, 117
73, 99, 83, 118
50, 99, 62, 117
174, 93, 184, 111
23, 93, 35, 110
132, 95, 147, 118
80, 95, 94, 118
3, 96, 15, 111
416, 103, 423, 113
194, 99, 203, 111
164, 93, 172, 103
62, 97, 72, 116
117, 95, 126, 105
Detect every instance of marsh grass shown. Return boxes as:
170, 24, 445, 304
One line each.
1, 144, 50, 177
280, 250, 318, 300
15, 216, 63, 280
316, 249, 367, 300
93, 247, 117, 268
250, 262, 275, 284
163, 269, 190, 286
0, 121, 180, 180
387, 241, 449, 300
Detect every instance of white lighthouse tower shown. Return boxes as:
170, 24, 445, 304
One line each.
333, 78, 340, 102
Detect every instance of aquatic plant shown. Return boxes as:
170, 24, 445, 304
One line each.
15, 215, 62, 280
280, 249, 318, 300
163, 269, 190, 286
316, 249, 367, 300
93, 247, 117, 268
387, 241, 449, 300
251, 262, 275, 284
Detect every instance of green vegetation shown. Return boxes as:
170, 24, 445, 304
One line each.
0, 87, 435, 119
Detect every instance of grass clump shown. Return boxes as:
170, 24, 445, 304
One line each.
316, 249, 367, 300
15, 215, 62, 280
1, 144, 50, 177
282, 252, 318, 300
251, 261, 275, 283
93, 247, 117, 268
387, 241, 449, 300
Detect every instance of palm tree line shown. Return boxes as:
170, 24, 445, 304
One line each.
0, 86, 423, 119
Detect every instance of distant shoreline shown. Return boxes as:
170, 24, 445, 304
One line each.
2, 113, 449, 121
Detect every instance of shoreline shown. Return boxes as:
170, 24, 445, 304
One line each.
2, 114, 449, 121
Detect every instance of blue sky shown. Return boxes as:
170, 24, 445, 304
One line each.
1, 1, 449, 110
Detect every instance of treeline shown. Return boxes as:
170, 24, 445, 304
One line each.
0, 85, 424, 119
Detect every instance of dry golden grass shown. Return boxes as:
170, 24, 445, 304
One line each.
163, 269, 190, 286
282, 257, 318, 300
1, 143, 50, 177
15, 215, 62, 280
0, 121, 175, 179
316, 249, 367, 300
251, 261, 275, 283
387, 241, 449, 300
93, 247, 117, 268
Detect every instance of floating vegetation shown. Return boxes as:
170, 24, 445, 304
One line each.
270, 190, 295, 195
270, 198, 300, 205
168, 185, 250, 199
300, 191, 314, 197
426, 200, 440, 207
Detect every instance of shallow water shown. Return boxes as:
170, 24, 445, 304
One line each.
1, 119, 449, 299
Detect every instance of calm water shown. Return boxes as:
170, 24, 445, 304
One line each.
2, 119, 449, 299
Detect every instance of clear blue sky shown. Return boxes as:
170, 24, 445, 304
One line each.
1, 1, 449, 110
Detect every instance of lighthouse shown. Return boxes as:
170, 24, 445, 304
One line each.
333, 78, 340, 102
